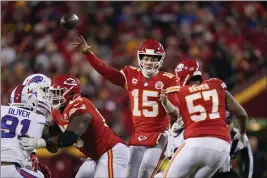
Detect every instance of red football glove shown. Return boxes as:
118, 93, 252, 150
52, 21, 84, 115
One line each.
30, 152, 39, 172
38, 163, 52, 178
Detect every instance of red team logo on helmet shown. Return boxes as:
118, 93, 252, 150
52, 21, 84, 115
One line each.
27, 89, 38, 99
64, 78, 78, 86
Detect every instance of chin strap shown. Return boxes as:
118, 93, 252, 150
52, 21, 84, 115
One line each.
141, 70, 159, 78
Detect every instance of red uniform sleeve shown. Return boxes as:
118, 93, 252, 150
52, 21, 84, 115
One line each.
120, 66, 135, 89
167, 92, 180, 108
52, 109, 68, 125
164, 73, 180, 94
84, 51, 126, 87
65, 98, 88, 119
209, 78, 227, 90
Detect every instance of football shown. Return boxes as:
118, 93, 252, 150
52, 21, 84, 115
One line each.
60, 14, 79, 30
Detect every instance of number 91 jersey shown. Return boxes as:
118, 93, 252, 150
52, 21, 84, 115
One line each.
120, 66, 180, 146
1, 105, 46, 167
177, 78, 231, 143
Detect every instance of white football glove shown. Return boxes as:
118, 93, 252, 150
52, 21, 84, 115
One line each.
171, 117, 184, 132
234, 133, 249, 149
20, 137, 46, 151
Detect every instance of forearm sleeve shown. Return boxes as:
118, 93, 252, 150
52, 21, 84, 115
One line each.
168, 92, 179, 108
84, 51, 126, 87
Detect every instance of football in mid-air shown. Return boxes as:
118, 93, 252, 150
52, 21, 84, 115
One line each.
60, 14, 79, 30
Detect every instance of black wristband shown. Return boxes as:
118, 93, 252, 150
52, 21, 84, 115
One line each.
58, 131, 79, 147
44, 139, 58, 153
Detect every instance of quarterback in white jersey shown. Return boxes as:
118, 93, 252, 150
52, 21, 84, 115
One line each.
1, 85, 48, 178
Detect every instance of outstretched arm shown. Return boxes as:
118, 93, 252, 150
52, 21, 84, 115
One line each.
73, 36, 126, 87
225, 90, 248, 135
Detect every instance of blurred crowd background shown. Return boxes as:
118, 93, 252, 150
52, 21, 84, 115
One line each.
1, 1, 267, 178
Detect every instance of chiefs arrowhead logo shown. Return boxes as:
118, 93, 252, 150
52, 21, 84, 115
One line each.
64, 78, 78, 86
138, 136, 147, 141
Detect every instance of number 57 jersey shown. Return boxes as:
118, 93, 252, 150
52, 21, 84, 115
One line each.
1, 105, 46, 167
120, 66, 180, 146
177, 78, 231, 143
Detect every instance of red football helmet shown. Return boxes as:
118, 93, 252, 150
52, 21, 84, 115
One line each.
175, 60, 202, 86
137, 39, 165, 76
49, 75, 81, 109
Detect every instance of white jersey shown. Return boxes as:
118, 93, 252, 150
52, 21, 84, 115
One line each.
1, 105, 46, 167
164, 129, 184, 158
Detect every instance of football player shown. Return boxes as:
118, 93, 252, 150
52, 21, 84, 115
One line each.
1, 85, 51, 178
160, 60, 248, 178
73, 36, 180, 178
20, 75, 130, 178
22, 73, 53, 177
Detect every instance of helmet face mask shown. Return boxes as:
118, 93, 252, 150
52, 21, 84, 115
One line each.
138, 54, 164, 77
137, 40, 165, 77
49, 75, 81, 110
49, 87, 68, 110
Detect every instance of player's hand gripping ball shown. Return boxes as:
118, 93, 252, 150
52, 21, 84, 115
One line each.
60, 14, 79, 30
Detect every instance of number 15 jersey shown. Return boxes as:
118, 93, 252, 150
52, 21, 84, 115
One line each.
177, 78, 231, 143
120, 66, 180, 146
1, 105, 46, 167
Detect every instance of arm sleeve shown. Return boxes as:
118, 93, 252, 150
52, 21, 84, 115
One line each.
84, 51, 126, 87
165, 73, 180, 94
168, 92, 180, 108
210, 78, 227, 90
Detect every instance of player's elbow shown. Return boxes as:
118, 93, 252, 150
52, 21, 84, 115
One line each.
235, 108, 248, 122
239, 111, 248, 120
225, 90, 248, 119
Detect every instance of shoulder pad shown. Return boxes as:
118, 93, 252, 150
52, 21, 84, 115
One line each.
162, 72, 175, 79
207, 78, 227, 89
64, 97, 87, 119
129, 66, 141, 71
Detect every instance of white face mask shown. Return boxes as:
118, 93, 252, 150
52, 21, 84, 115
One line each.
48, 87, 67, 110
138, 55, 164, 78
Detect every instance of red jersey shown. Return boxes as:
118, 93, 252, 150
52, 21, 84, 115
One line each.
177, 78, 231, 143
120, 66, 180, 146
60, 97, 125, 160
